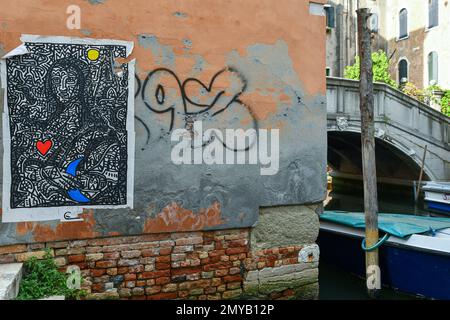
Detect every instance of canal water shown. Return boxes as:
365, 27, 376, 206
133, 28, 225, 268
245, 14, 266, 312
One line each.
319, 178, 429, 300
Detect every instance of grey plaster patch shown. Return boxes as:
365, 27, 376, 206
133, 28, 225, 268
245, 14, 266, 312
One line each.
298, 244, 320, 263
251, 206, 320, 249
173, 12, 188, 18
86, 0, 106, 4
138, 34, 175, 67
80, 29, 92, 36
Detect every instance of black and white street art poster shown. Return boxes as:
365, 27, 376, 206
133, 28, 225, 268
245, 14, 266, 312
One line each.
0, 35, 135, 222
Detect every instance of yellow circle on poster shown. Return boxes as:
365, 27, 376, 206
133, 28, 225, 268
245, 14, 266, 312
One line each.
87, 49, 99, 61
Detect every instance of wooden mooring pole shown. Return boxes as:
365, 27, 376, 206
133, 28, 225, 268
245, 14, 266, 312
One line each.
357, 7, 381, 299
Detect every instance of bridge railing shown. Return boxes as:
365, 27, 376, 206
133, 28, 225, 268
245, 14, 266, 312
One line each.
326, 77, 450, 147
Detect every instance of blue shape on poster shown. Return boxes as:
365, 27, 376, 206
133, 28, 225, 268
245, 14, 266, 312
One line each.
67, 189, 90, 203
66, 157, 90, 203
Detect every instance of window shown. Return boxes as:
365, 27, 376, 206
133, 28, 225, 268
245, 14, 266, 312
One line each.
324, 5, 335, 28
398, 59, 408, 84
370, 13, 378, 33
326, 67, 331, 77
399, 8, 408, 39
428, 51, 439, 85
428, 0, 439, 29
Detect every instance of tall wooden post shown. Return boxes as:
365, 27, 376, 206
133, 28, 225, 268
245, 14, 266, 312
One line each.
357, 8, 381, 299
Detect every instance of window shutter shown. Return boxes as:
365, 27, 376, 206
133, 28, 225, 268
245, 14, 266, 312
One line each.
399, 9, 408, 39
428, 0, 439, 28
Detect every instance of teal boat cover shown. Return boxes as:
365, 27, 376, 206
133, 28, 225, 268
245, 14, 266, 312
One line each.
320, 211, 450, 238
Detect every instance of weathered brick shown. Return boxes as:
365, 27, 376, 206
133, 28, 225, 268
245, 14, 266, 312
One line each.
179, 279, 211, 290
155, 277, 171, 285
92, 283, 104, 292
132, 287, 145, 296
93, 275, 110, 283
189, 288, 204, 296
173, 245, 193, 253
162, 283, 178, 293
222, 289, 242, 299
171, 267, 202, 276
121, 250, 141, 259
203, 261, 232, 271
118, 288, 131, 297
67, 247, 86, 255
0, 244, 27, 255
205, 286, 217, 294
16, 250, 54, 262
107, 268, 118, 276
117, 267, 128, 274
159, 247, 172, 255
145, 286, 161, 295
227, 282, 241, 290
215, 269, 228, 277
229, 267, 240, 275
140, 257, 156, 264
175, 237, 203, 246
159, 240, 175, 247
103, 252, 120, 260
156, 255, 170, 263
0, 254, 16, 264
118, 259, 139, 267
186, 273, 201, 281
217, 284, 226, 292
171, 253, 186, 262
28, 243, 45, 250
201, 271, 214, 279
124, 273, 137, 281
96, 260, 117, 268
144, 264, 155, 272
146, 292, 177, 300
70, 240, 88, 248
138, 270, 170, 279
91, 269, 106, 277
128, 264, 144, 273
142, 248, 159, 257
156, 262, 170, 270
86, 253, 104, 262
46, 241, 69, 249
225, 247, 248, 255
223, 274, 242, 283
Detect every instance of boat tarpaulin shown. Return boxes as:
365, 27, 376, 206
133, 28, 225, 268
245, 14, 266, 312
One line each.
320, 211, 450, 238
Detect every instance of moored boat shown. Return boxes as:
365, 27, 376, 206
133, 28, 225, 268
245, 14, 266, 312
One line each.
318, 210, 450, 299
422, 182, 450, 215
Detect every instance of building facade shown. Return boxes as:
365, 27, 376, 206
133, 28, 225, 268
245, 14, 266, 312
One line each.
326, 0, 450, 89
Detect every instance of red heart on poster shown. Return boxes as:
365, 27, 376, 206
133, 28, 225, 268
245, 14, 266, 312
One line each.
36, 140, 52, 156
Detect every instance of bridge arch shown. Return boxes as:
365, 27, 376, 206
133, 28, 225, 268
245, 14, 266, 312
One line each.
328, 130, 435, 184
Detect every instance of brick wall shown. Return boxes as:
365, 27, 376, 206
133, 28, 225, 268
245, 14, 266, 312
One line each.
0, 228, 319, 300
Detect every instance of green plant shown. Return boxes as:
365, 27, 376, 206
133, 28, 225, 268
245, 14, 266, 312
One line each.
344, 50, 397, 88
440, 90, 450, 117
401, 82, 425, 103
16, 249, 84, 300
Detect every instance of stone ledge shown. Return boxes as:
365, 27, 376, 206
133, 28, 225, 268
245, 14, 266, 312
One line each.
243, 262, 319, 299
0, 263, 23, 300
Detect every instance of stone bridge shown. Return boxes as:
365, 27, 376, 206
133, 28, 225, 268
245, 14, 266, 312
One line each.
327, 77, 450, 184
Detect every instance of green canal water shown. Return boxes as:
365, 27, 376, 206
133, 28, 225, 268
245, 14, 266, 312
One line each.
319, 179, 431, 300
